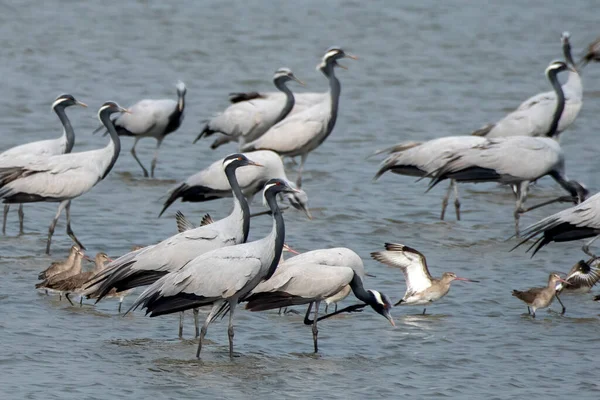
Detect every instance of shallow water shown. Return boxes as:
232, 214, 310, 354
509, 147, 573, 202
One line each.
2, 0, 600, 398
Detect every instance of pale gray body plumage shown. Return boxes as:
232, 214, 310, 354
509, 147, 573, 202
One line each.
473, 32, 582, 138
372, 136, 487, 220
241, 47, 356, 186
0, 102, 128, 254
160, 150, 311, 218
1, 94, 86, 235
198, 68, 305, 149
99, 81, 186, 177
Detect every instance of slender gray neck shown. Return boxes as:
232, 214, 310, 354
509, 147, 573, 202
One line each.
546, 70, 566, 138
323, 63, 341, 135
225, 166, 250, 242
273, 78, 295, 124
100, 111, 122, 179
349, 272, 372, 304
54, 106, 75, 153
264, 191, 285, 281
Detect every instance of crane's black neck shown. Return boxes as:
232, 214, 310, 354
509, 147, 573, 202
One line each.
54, 105, 75, 153
549, 170, 582, 201
563, 39, 577, 69
264, 192, 285, 281
165, 92, 186, 135
349, 272, 372, 304
225, 166, 251, 242
273, 78, 295, 124
100, 111, 122, 180
546, 70, 566, 138
323, 63, 341, 136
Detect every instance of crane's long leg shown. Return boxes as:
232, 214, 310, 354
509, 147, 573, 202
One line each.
296, 153, 308, 188
46, 200, 69, 255
513, 181, 530, 237
227, 301, 236, 359
179, 311, 184, 339
2, 204, 8, 235
440, 181, 453, 220
555, 294, 566, 315
193, 308, 200, 338
197, 301, 223, 359
130, 137, 149, 178
582, 235, 600, 258
65, 200, 85, 250
453, 180, 461, 220
18, 204, 24, 235
312, 301, 320, 353
150, 139, 163, 178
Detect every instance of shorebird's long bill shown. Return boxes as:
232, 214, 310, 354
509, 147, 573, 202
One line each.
282, 243, 300, 255
455, 277, 479, 283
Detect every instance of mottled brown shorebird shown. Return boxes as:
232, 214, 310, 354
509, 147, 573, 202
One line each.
557, 258, 600, 294
35, 248, 86, 298
37, 245, 81, 281
46, 252, 112, 305
512, 273, 569, 317
371, 243, 478, 315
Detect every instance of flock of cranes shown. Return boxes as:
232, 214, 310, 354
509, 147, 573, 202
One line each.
3, 34, 600, 358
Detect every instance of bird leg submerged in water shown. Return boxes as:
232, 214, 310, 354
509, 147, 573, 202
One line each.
440, 180, 461, 221
303, 301, 321, 353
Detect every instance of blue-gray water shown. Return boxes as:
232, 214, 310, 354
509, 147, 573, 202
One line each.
1, 1, 600, 398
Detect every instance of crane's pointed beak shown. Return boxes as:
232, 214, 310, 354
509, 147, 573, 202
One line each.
291, 75, 305, 86
248, 161, 264, 168
76, 101, 88, 108
384, 309, 395, 327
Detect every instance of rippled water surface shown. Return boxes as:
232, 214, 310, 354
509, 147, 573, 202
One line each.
2, 1, 600, 398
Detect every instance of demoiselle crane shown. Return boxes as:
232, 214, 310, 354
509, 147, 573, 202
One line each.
372, 136, 486, 220
95, 81, 186, 177
85, 154, 263, 302
127, 179, 298, 359
245, 259, 394, 353
0, 101, 129, 254
0, 94, 87, 234
472, 33, 581, 139
160, 150, 311, 219
241, 47, 357, 187
371, 243, 477, 315
194, 68, 304, 149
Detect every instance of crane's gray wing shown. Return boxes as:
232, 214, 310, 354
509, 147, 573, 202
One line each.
129, 248, 264, 316
114, 99, 176, 135
247, 264, 353, 310
433, 137, 562, 182
282, 248, 364, 277
84, 224, 231, 299
242, 109, 325, 154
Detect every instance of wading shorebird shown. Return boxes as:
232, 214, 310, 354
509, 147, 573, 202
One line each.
512, 273, 569, 317
371, 243, 477, 315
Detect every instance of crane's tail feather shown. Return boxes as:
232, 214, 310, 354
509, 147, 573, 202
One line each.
245, 292, 310, 312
